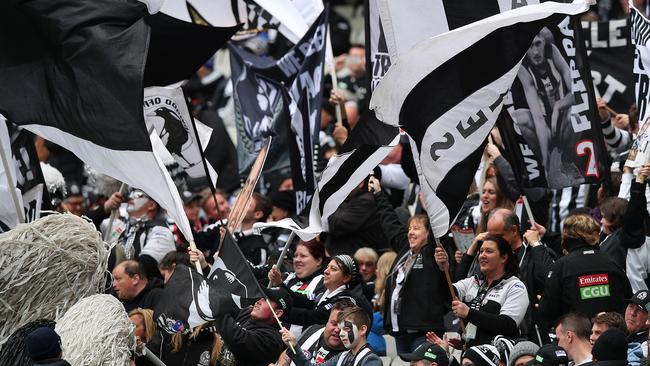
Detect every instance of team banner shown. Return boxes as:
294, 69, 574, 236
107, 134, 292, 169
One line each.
507, 16, 607, 189
11, 129, 50, 223
286, 10, 328, 214
581, 18, 635, 114
366, 0, 392, 93
144, 85, 218, 183
229, 9, 327, 200
230, 46, 291, 176
629, 5, 650, 167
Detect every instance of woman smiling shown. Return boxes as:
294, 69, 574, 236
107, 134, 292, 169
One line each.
435, 236, 529, 346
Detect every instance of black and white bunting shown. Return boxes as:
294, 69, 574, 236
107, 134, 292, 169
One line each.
370, 0, 591, 237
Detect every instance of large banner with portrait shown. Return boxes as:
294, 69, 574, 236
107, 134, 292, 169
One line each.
506, 16, 608, 189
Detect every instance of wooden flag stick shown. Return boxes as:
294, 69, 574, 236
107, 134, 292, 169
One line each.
227, 137, 272, 233
265, 297, 296, 354
435, 238, 465, 334
605, 105, 618, 117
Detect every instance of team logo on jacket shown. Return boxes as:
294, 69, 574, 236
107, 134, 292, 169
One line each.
578, 274, 610, 300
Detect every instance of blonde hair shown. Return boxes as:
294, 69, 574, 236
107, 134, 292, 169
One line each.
354, 247, 379, 264
373, 251, 398, 311
562, 215, 600, 250
128, 308, 156, 343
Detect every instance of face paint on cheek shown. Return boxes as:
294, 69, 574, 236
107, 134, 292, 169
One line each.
127, 197, 149, 213
338, 321, 358, 349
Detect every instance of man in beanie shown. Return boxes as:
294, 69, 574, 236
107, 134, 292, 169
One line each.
400, 342, 449, 366
462, 344, 501, 366
509, 341, 539, 366
25, 327, 70, 366
532, 344, 569, 366
591, 328, 628, 366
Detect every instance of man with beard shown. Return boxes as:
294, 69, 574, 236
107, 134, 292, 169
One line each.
282, 307, 382, 366
272, 300, 354, 365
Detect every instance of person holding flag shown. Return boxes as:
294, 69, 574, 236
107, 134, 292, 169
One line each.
434, 236, 529, 347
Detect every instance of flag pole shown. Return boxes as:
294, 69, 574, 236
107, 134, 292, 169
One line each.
326, 27, 343, 126
0, 126, 24, 224
521, 195, 536, 227
227, 137, 272, 233
103, 182, 126, 242
265, 297, 297, 354
268, 231, 297, 288
184, 98, 224, 220
435, 237, 465, 334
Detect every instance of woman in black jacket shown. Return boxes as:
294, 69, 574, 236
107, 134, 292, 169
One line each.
281, 254, 372, 328
370, 177, 451, 355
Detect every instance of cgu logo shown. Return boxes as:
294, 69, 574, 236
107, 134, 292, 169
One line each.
580, 285, 610, 300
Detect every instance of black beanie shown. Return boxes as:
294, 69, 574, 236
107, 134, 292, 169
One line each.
592, 328, 628, 361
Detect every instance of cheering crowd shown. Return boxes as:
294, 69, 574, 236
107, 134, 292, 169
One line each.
12, 1, 650, 366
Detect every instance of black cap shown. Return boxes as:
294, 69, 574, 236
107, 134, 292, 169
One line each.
400, 342, 449, 366
25, 327, 62, 362
181, 190, 202, 205
592, 328, 628, 361
627, 290, 650, 312
263, 287, 293, 312
533, 344, 568, 366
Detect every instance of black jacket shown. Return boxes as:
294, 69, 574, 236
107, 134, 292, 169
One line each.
539, 240, 632, 330
600, 181, 647, 269
214, 307, 286, 366
283, 283, 372, 327
374, 192, 451, 334
119, 277, 163, 313
324, 189, 390, 256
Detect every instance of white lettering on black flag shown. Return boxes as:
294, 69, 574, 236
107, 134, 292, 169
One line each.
630, 5, 650, 166
370, 1, 590, 237
582, 19, 634, 113
367, 0, 391, 92
229, 10, 328, 212
506, 17, 607, 188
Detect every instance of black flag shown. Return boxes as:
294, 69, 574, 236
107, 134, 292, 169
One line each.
0, 0, 238, 243
581, 18, 635, 114
154, 233, 264, 330
229, 10, 328, 213
507, 17, 608, 189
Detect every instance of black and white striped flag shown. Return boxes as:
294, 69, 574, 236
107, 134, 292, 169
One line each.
370, 1, 591, 237
254, 110, 399, 240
